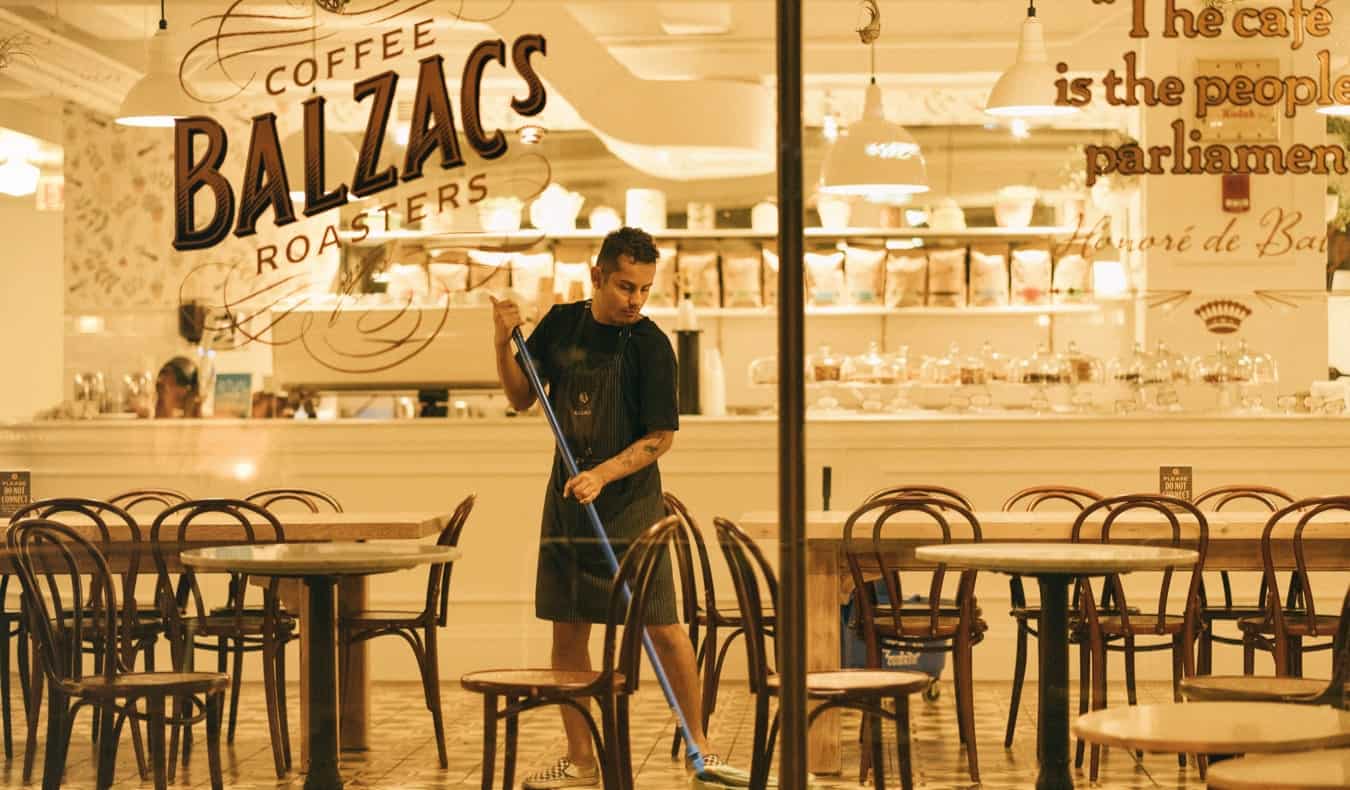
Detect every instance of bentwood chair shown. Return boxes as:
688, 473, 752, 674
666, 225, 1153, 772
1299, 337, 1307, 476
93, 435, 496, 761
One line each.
10, 498, 163, 782
1238, 497, 1350, 677
843, 495, 986, 784
339, 494, 475, 768
107, 489, 190, 513
1000, 485, 1101, 749
1184, 582, 1350, 708
461, 515, 683, 790
863, 484, 974, 509
1073, 494, 1209, 782
8, 518, 228, 790
1192, 485, 1296, 674
234, 488, 338, 744
716, 516, 930, 790
150, 499, 295, 779
663, 493, 775, 761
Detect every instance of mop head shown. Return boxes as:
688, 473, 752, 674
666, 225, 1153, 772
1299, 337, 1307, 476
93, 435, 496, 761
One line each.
689, 767, 818, 789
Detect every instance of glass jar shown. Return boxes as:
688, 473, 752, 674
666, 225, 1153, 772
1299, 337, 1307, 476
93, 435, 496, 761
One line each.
1235, 339, 1278, 386
979, 341, 1013, 383
843, 341, 899, 384
1064, 341, 1103, 385
748, 354, 777, 387
1149, 341, 1191, 385
809, 345, 844, 383
1108, 343, 1152, 387
921, 344, 986, 386
1193, 340, 1246, 386
1013, 345, 1071, 386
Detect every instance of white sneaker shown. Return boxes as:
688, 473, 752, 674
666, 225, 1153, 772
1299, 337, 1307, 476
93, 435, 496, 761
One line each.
522, 757, 600, 789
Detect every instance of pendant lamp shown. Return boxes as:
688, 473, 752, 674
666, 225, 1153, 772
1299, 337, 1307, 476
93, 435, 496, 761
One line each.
116, 1, 198, 127
985, 0, 1078, 118
818, 0, 928, 203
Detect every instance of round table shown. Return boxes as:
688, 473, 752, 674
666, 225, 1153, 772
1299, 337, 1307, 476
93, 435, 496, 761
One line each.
1074, 701, 1350, 754
181, 542, 461, 790
1206, 746, 1350, 789
914, 542, 1198, 790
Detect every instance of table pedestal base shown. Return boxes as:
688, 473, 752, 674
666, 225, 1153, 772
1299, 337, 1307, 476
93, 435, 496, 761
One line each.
305, 576, 343, 790
1036, 575, 1073, 790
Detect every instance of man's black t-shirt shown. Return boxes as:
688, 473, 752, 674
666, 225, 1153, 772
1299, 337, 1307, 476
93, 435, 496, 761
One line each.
523, 301, 679, 437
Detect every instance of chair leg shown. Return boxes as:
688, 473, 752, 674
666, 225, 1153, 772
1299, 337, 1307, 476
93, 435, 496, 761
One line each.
1006, 618, 1029, 749
127, 702, 151, 781
261, 633, 287, 778
480, 694, 498, 790
147, 694, 168, 790
503, 695, 519, 789
276, 634, 293, 771
424, 625, 449, 769
1088, 628, 1107, 784
228, 637, 244, 743
0, 620, 11, 760
748, 694, 773, 790
598, 696, 621, 790
1172, 634, 1187, 769
956, 641, 980, 783
1123, 635, 1139, 708
1198, 621, 1213, 676
206, 692, 225, 790
41, 686, 68, 790
617, 696, 635, 790
23, 655, 44, 783
894, 695, 914, 790
1074, 640, 1089, 770
870, 703, 887, 790
95, 704, 118, 790
1243, 634, 1256, 675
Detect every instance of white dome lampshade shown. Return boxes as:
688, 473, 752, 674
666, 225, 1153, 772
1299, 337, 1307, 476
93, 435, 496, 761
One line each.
0, 158, 40, 197
985, 5, 1078, 118
819, 82, 928, 204
280, 127, 360, 202
116, 27, 199, 127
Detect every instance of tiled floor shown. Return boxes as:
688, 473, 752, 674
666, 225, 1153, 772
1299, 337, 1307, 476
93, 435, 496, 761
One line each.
0, 679, 1207, 789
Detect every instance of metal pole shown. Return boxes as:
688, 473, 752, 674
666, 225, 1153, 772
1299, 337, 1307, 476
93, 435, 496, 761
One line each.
776, 0, 807, 787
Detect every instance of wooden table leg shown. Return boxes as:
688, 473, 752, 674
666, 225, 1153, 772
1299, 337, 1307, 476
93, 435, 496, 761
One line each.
807, 542, 842, 774
338, 576, 369, 751
1035, 575, 1074, 790
303, 576, 343, 790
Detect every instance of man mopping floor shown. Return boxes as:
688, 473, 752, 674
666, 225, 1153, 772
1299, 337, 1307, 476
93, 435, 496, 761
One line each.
491, 227, 752, 789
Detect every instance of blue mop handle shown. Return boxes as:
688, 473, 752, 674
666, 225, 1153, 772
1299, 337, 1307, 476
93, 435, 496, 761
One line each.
512, 327, 707, 774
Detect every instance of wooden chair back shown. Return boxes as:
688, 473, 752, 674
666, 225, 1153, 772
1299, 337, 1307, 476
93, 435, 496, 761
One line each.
712, 517, 778, 695
663, 493, 720, 641
1193, 484, 1296, 613
1001, 486, 1102, 609
7, 519, 124, 686
244, 488, 343, 513
1071, 494, 1209, 636
597, 515, 683, 695
428, 495, 475, 627
148, 499, 287, 639
843, 496, 982, 651
863, 484, 973, 510
107, 488, 190, 513
1255, 498, 1350, 665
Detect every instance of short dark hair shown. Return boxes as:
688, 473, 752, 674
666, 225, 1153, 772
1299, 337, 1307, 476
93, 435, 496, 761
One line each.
595, 227, 659, 276
159, 356, 200, 392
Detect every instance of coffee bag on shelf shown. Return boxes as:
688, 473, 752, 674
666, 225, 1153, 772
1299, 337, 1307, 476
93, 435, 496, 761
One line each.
1011, 246, 1052, 306
721, 244, 764, 308
926, 247, 967, 307
805, 250, 846, 307
968, 244, 1010, 307
647, 245, 678, 307
762, 245, 780, 308
1052, 253, 1091, 304
844, 245, 886, 306
678, 249, 722, 307
884, 251, 927, 308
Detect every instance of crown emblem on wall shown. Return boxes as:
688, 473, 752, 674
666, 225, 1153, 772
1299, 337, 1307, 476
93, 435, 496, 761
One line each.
1194, 299, 1252, 334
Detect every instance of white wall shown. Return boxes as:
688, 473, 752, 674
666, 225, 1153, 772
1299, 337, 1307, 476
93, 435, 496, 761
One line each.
0, 196, 63, 419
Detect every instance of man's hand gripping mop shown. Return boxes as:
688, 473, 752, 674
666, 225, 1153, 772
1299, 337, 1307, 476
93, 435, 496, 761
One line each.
512, 328, 752, 790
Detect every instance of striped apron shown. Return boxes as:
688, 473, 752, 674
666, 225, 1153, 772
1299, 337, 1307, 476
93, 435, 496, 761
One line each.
534, 309, 677, 625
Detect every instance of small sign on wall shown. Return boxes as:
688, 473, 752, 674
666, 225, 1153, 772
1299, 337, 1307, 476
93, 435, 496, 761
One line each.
0, 471, 31, 517
1160, 466, 1193, 501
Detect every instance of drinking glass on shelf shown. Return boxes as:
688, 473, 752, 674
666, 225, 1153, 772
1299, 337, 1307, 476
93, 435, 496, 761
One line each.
1276, 394, 1299, 415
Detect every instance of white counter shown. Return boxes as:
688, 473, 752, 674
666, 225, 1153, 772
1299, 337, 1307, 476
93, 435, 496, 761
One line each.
3, 414, 1347, 682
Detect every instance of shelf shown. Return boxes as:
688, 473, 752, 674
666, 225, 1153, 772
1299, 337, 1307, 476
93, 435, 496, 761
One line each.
641, 303, 1100, 318
339, 226, 1077, 248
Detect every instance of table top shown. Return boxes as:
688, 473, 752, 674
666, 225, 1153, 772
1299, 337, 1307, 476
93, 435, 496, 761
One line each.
1206, 747, 1350, 789
915, 543, 1198, 574
43, 511, 447, 542
180, 543, 461, 576
1073, 702, 1350, 754
738, 510, 1350, 542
